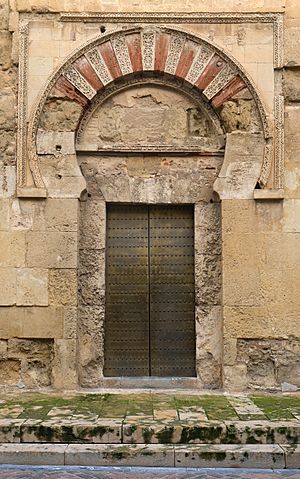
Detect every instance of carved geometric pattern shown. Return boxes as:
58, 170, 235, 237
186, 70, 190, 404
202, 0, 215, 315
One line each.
111, 34, 133, 76
85, 48, 113, 85
22, 25, 275, 193
64, 66, 97, 100
164, 32, 186, 75
203, 64, 236, 100
142, 30, 156, 70
186, 47, 213, 84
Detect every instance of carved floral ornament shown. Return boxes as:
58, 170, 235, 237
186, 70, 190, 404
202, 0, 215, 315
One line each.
21, 26, 274, 194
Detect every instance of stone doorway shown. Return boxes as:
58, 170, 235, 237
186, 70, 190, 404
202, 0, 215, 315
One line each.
77, 82, 224, 389
104, 203, 196, 378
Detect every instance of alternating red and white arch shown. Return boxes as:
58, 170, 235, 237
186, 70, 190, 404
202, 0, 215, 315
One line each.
54, 28, 246, 110
26, 27, 270, 191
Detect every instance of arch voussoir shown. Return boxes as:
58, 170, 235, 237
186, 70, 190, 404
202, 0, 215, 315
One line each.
27, 26, 271, 191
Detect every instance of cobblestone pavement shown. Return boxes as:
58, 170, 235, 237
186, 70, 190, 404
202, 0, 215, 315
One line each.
0, 467, 299, 479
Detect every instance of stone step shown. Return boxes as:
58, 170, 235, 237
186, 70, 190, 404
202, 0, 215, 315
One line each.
2, 419, 300, 445
0, 443, 299, 469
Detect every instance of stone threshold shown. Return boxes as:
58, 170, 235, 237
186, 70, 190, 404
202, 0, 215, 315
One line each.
1, 419, 300, 445
0, 443, 298, 469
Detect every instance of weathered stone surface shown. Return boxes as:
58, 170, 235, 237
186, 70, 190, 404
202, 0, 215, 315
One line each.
0, 31, 12, 70
0, 199, 9, 230
79, 200, 105, 250
0, 267, 16, 305
78, 85, 222, 150
0, 165, 16, 198
0, 88, 15, 129
0, 443, 66, 465
214, 132, 265, 199
284, 67, 300, 101
219, 99, 262, 133
281, 444, 300, 468
37, 130, 76, 155
16, 268, 48, 306
237, 338, 300, 388
174, 444, 284, 468
26, 232, 77, 268
78, 305, 104, 388
63, 306, 77, 339
0, 359, 20, 384
65, 444, 174, 467
51, 339, 77, 389
0, 306, 63, 339
40, 98, 82, 131
0, 231, 25, 267
0, 130, 16, 166
7, 338, 53, 387
0, 0, 9, 30
49, 269, 77, 306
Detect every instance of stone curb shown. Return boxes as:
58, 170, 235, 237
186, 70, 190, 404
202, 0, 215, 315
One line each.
1, 419, 300, 445
0, 443, 299, 468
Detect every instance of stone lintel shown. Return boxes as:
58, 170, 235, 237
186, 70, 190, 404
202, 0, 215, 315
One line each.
17, 187, 47, 198
254, 188, 285, 200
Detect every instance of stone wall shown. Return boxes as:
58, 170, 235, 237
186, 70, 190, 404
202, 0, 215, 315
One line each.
0, 0, 299, 391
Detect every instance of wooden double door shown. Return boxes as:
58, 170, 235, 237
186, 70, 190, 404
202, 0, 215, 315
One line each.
104, 203, 196, 377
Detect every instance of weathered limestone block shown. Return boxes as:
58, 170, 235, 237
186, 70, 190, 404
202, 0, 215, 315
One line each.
79, 249, 105, 306
0, 443, 66, 465
43, 169, 86, 199
284, 67, 300, 101
223, 304, 300, 340
237, 338, 300, 389
0, 267, 16, 305
16, 268, 48, 306
40, 98, 82, 131
219, 99, 261, 133
0, 165, 16, 198
0, 231, 25, 267
284, 106, 300, 197
214, 132, 265, 199
0, 199, 9, 230
284, 21, 300, 66
79, 200, 106, 250
174, 444, 284, 469
49, 269, 77, 306
196, 306, 222, 388
195, 254, 221, 305
194, 202, 221, 255
0, 130, 16, 166
0, 0, 9, 30
78, 305, 104, 387
0, 339, 7, 357
65, 444, 174, 467
37, 130, 75, 155
63, 306, 77, 339
0, 306, 63, 339
7, 338, 54, 387
0, 359, 20, 385
0, 31, 12, 70
224, 364, 248, 391
43, 198, 78, 232
52, 339, 77, 389
26, 231, 77, 268
283, 199, 300, 232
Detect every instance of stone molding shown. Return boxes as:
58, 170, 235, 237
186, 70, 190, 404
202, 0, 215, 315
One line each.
60, 12, 284, 68
17, 19, 282, 195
